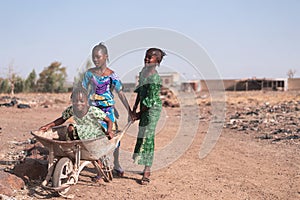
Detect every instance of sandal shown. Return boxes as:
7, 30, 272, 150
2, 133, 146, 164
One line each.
92, 175, 104, 184
140, 176, 150, 185
113, 168, 124, 177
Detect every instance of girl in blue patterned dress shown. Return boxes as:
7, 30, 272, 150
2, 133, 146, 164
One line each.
82, 42, 133, 177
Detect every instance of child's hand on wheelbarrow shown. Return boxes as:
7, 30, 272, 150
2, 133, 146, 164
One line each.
106, 131, 114, 140
39, 124, 51, 132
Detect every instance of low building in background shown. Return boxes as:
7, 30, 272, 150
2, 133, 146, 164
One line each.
200, 78, 287, 91
125, 72, 299, 92
181, 80, 201, 92
158, 72, 180, 88
287, 78, 300, 90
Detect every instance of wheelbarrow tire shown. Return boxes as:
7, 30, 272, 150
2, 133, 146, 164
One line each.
52, 157, 75, 195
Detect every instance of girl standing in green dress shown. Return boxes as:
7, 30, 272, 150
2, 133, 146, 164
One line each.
132, 48, 166, 185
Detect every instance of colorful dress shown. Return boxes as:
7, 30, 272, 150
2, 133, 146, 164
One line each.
133, 69, 162, 166
82, 71, 123, 130
62, 106, 106, 140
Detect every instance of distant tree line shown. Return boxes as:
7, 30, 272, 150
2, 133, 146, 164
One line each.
0, 62, 69, 94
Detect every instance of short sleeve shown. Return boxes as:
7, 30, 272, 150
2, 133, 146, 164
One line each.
111, 73, 123, 92
82, 71, 90, 90
134, 86, 140, 93
62, 106, 73, 120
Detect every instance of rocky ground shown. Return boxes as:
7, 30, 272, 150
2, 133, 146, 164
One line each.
0, 90, 299, 200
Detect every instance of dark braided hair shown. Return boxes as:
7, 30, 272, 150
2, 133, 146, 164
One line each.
92, 42, 109, 62
146, 48, 166, 65
71, 86, 88, 103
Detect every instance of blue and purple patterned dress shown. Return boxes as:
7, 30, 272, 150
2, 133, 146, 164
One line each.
82, 70, 123, 130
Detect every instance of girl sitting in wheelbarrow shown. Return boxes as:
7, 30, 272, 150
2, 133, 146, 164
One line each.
38, 86, 116, 186
39, 86, 114, 141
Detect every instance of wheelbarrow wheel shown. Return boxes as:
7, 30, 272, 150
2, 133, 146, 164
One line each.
52, 157, 75, 195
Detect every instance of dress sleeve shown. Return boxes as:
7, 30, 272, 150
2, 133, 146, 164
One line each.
62, 106, 73, 120
111, 73, 123, 92
82, 71, 90, 90
134, 84, 141, 93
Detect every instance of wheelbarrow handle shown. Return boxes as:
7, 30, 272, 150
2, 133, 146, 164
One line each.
112, 120, 133, 147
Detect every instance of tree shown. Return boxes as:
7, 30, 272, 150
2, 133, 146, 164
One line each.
36, 62, 67, 93
287, 69, 296, 78
7, 62, 17, 95
14, 76, 25, 93
24, 69, 37, 92
0, 78, 10, 93
0, 76, 24, 94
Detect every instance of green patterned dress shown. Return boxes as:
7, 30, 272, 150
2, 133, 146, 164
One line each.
133, 70, 162, 166
62, 106, 106, 140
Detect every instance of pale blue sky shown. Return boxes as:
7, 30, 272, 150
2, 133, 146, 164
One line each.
1, 0, 299, 82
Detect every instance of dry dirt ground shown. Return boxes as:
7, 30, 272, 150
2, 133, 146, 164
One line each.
0, 91, 299, 200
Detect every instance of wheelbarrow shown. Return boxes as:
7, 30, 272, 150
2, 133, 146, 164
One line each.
30, 121, 132, 196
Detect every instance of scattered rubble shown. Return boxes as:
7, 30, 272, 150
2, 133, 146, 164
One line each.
0, 94, 69, 110
0, 97, 31, 109
0, 137, 49, 197
224, 100, 300, 143
0, 171, 25, 197
161, 87, 180, 107
13, 158, 48, 183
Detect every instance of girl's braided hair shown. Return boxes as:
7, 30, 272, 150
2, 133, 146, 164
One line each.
71, 86, 88, 102
146, 48, 166, 65
92, 42, 109, 62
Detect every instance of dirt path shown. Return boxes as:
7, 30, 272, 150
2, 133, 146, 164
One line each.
0, 91, 299, 199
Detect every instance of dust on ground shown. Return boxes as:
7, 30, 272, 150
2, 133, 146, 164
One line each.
0, 91, 299, 200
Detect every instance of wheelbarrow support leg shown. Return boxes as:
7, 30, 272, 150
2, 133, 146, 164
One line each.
74, 144, 80, 172
42, 144, 57, 187
92, 160, 111, 182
